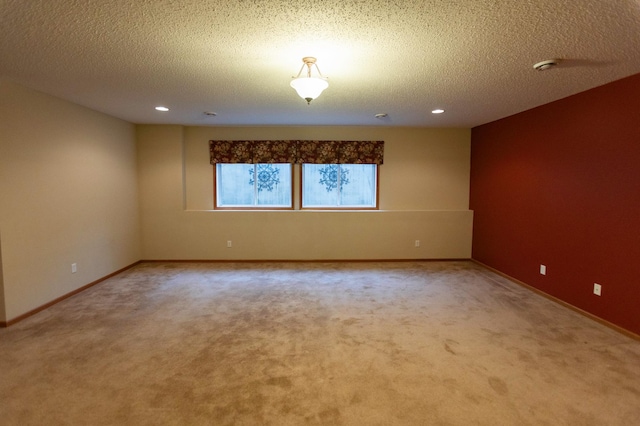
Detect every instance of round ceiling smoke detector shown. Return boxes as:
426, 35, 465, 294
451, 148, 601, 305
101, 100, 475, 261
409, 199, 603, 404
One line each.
204, 111, 217, 116
533, 59, 559, 71
375, 113, 388, 119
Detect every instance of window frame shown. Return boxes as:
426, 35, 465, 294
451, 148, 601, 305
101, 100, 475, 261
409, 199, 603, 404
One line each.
213, 163, 294, 210
299, 163, 380, 210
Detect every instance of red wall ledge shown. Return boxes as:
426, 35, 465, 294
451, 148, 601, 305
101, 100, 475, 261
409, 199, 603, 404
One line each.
470, 73, 640, 336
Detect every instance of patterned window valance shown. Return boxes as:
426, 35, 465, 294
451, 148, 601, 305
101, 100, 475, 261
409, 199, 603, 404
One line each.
209, 140, 384, 165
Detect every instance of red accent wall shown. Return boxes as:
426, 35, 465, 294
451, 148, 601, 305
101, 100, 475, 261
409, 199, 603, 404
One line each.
470, 73, 640, 335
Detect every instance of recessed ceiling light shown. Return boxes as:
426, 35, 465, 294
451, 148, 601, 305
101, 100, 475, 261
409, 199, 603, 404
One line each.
431, 109, 445, 114
533, 59, 559, 71
155, 106, 169, 112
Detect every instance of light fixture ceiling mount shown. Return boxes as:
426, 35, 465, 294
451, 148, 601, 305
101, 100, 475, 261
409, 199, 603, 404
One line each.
290, 57, 329, 105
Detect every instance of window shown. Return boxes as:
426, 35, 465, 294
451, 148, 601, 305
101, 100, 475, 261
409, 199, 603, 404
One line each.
302, 164, 378, 209
210, 140, 384, 210
215, 163, 292, 209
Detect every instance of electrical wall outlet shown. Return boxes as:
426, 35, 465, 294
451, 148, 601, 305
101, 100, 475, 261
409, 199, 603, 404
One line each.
226, 240, 232, 248
540, 264, 546, 275
71, 263, 77, 273
593, 283, 602, 296
415, 240, 420, 247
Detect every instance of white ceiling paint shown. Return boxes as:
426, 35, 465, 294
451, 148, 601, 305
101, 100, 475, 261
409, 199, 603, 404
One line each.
2, 0, 640, 127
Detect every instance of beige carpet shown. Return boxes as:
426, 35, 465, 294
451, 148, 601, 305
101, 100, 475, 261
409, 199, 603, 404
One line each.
1, 261, 639, 425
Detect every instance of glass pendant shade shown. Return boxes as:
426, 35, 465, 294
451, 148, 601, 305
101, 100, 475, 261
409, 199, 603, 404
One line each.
290, 77, 329, 104
290, 57, 328, 104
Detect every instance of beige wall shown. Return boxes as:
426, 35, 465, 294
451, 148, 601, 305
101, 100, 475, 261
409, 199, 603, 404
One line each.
0, 237, 5, 321
138, 125, 472, 260
0, 80, 141, 321
0, 84, 471, 321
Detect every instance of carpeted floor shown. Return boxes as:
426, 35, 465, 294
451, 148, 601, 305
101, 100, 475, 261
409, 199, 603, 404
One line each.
1, 261, 639, 425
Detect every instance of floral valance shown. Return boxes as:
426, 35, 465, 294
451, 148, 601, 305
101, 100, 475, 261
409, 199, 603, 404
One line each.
209, 140, 384, 165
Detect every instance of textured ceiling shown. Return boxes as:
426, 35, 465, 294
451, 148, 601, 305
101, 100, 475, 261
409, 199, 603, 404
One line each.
2, 0, 640, 127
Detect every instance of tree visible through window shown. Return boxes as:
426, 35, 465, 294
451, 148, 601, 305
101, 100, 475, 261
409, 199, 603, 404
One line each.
302, 164, 377, 208
216, 163, 292, 208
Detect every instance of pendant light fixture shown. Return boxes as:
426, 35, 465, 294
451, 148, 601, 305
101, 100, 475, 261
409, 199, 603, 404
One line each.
290, 57, 328, 105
